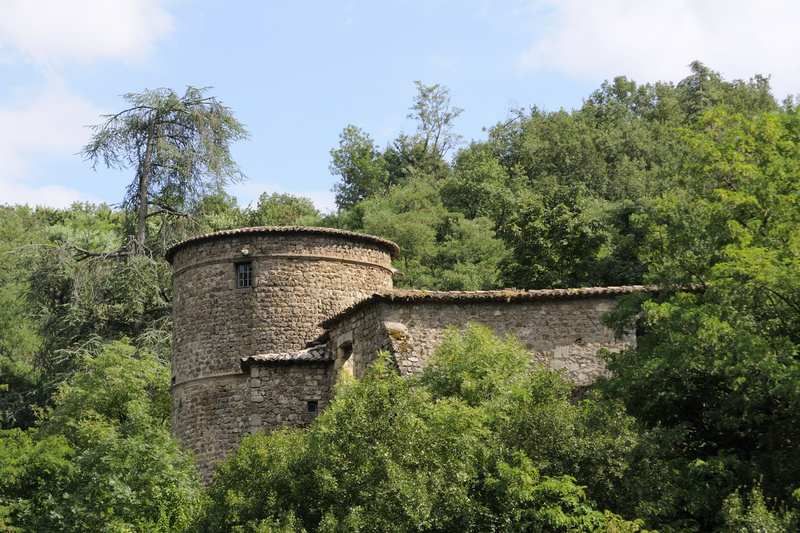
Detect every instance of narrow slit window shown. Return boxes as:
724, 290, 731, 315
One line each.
236, 262, 252, 289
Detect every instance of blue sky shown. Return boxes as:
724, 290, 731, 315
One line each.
2, 0, 799, 214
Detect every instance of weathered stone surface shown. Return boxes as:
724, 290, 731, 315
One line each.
325, 291, 637, 385
168, 226, 645, 482
168, 227, 396, 481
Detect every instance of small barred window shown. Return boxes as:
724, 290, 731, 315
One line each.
236, 262, 252, 289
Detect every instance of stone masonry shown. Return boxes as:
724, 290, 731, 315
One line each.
167, 227, 397, 480
322, 288, 638, 385
167, 226, 645, 481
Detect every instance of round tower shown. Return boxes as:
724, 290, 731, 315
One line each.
166, 226, 398, 478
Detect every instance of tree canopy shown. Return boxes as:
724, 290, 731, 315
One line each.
3, 63, 800, 532
82, 86, 249, 254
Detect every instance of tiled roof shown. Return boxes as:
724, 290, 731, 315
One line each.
165, 226, 400, 263
321, 285, 654, 327
240, 344, 333, 369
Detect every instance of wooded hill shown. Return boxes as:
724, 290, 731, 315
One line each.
2, 62, 799, 532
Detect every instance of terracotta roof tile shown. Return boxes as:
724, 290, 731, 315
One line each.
165, 226, 400, 263
240, 344, 333, 369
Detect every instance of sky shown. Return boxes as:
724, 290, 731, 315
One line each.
2, 0, 800, 214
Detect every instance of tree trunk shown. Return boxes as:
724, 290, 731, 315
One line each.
135, 118, 158, 254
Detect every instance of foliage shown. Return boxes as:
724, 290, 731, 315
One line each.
419, 323, 529, 406
329, 125, 392, 211
329, 81, 461, 215
360, 179, 507, 290
28, 247, 173, 377
2, 64, 795, 531
248, 192, 322, 227
192, 191, 249, 232
0, 341, 200, 532
0, 204, 129, 429
598, 109, 800, 530
198, 327, 647, 532
676, 61, 778, 120
81, 86, 249, 253
327, 63, 783, 293
499, 185, 607, 289
406, 81, 463, 175
720, 486, 798, 533
441, 144, 527, 227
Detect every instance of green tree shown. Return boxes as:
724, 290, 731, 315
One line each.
422, 324, 643, 520
193, 191, 248, 232
676, 60, 778, 120
406, 81, 463, 176
28, 247, 173, 378
198, 344, 646, 532
499, 185, 607, 289
248, 192, 322, 227
433, 217, 509, 290
0, 341, 200, 532
329, 125, 391, 211
359, 178, 507, 290
360, 177, 449, 283
0, 207, 47, 429
443, 144, 527, 228
598, 109, 800, 531
81, 86, 249, 254
329, 82, 462, 215
720, 486, 798, 532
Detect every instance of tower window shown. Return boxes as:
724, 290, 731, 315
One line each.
307, 400, 318, 413
236, 262, 252, 289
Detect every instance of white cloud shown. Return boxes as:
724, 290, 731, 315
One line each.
0, 181, 91, 208
0, 79, 108, 207
518, 0, 800, 97
0, 0, 174, 207
0, 0, 173, 65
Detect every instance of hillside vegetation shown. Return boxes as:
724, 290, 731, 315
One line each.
2, 62, 800, 531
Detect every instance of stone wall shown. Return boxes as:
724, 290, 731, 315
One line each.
167, 227, 398, 480
245, 361, 332, 432
168, 225, 643, 483
325, 288, 641, 385
169, 227, 397, 382
171, 375, 248, 481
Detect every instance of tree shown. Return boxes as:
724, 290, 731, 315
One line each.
328, 82, 462, 218
82, 86, 249, 254
358, 177, 508, 290
192, 191, 249, 232
443, 144, 527, 228
0, 341, 200, 532
499, 185, 607, 289
197, 340, 646, 532
598, 109, 800, 531
329, 125, 391, 210
676, 60, 778, 120
28, 245, 173, 378
407, 81, 463, 172
249, 192, 322, 227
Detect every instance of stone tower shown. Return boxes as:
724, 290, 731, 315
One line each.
166, 226, 398, 478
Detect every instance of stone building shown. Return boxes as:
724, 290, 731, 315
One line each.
167, 226, 642, 480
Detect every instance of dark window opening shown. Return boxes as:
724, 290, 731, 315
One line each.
307, 400, 318, 413
236, 262, 252, 289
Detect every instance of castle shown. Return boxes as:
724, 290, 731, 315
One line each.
166, 226, 641, 480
